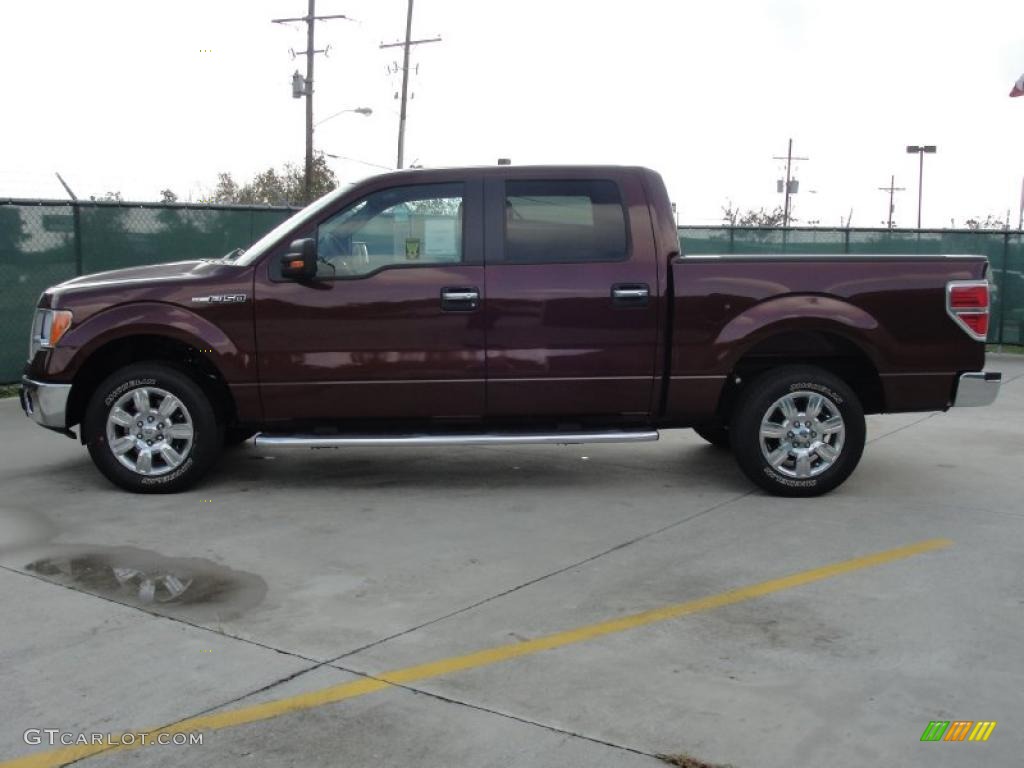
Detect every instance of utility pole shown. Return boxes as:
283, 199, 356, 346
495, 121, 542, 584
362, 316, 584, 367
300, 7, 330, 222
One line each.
773, 138, 809, 228
380, 0, 441, 169
877, 174, 905, 228
272, 3, 353, 203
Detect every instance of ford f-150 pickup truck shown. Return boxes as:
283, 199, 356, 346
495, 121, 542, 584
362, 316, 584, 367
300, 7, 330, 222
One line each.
20, 165, 1001, 496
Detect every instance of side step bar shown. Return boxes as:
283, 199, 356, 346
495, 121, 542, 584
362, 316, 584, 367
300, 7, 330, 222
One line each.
253, 429, 659, 450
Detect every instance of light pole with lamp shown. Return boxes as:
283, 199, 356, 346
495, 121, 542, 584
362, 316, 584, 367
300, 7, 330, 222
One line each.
906, 145, 936, 229
315, 106, 373, 126
313, 107, 374, 182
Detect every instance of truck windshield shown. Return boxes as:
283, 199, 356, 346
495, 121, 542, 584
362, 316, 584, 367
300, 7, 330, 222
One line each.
234, 182, 363, 266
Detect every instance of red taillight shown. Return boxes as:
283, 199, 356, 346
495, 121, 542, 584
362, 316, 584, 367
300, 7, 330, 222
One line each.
946, 280, 990, 341
959, 312, 989, 336
949, 284, 988, 309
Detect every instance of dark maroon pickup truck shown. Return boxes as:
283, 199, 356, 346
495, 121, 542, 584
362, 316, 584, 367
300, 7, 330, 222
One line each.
20, 165, 1001, 496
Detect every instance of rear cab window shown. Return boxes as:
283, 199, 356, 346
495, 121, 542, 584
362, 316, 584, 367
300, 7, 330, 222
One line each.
502, 179, 628, 264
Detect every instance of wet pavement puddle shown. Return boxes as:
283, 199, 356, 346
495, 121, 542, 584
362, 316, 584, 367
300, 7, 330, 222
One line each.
23, 545, 267, 618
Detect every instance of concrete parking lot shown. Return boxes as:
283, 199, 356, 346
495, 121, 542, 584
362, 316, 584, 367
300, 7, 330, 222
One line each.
2, 355, 1022, 768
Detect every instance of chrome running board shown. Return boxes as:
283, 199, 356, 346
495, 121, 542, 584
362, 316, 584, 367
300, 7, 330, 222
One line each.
253, 429, 659, 449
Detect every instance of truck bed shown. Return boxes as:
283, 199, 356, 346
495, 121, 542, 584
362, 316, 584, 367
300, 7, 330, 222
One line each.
662, 254, 988, 423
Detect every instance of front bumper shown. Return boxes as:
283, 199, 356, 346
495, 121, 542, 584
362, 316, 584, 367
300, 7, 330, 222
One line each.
952, 371, 1001, 407
20, 377, 72, 429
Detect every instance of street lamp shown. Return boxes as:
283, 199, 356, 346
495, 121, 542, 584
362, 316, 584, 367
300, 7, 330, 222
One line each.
906, 145, 937, 229
315, 107, 373, 127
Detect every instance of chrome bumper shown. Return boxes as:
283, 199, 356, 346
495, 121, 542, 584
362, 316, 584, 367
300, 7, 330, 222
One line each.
953, 371, 1001, 407
20, 377, 72, 429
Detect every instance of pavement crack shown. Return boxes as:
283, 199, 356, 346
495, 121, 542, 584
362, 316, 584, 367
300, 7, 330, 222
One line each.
0, 562, 326, 665
328, 661, 661, 762
59, 663, 336, 767
324, 489, 754, 664
866, 412, 938, 443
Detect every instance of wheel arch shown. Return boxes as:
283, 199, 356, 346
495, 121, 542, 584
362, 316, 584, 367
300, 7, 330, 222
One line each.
715, 326, 885, 423
67, 334, 239, 438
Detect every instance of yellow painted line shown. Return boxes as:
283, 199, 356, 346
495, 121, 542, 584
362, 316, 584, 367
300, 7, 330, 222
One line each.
1, 538, 951, 768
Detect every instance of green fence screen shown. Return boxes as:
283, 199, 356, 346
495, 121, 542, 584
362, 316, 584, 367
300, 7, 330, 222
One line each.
0, 200, 297, 382
0, 203, 1020, 383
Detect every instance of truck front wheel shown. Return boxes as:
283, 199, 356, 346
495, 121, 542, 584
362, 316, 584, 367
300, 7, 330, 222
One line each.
83, 363, 223, 493
729, 365, 865, 497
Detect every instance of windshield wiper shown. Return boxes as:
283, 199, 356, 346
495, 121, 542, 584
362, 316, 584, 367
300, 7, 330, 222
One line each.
223, 248, 245, 261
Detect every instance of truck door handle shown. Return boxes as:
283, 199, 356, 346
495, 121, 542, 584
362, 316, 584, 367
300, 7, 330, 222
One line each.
441, 287, 480, 311
611, 284, 650, 307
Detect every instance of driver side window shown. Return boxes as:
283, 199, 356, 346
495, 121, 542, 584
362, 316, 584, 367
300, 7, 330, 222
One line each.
316, 183, 464, 278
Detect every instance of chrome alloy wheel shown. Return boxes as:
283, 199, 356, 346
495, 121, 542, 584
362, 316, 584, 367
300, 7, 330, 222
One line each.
105, 386, 194, 476
759, 390, 845, 479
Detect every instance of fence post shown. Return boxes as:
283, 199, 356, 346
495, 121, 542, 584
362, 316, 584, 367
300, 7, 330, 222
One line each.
71, 201, 83, 276
997, 231, 1008, 349
844, 228, 850, 254
728, 226, 734, 254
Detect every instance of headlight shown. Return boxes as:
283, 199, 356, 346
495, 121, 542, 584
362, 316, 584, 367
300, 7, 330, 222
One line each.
28, 309, 73, 358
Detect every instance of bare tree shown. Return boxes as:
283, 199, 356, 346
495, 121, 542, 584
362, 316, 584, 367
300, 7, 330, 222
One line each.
722, 202, 791, 227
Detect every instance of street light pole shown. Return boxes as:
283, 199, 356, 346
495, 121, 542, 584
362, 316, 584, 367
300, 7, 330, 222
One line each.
906, 145, 936, 229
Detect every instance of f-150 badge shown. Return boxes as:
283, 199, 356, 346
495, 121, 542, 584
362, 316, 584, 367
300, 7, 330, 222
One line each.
191, 294, 248, 304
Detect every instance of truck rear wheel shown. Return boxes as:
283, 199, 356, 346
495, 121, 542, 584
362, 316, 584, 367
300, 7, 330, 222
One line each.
83, 363, 223, 493
729, 365, 865, 497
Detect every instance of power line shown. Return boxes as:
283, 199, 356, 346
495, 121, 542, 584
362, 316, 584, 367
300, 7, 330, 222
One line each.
272, 1, 354, 203
379, 0, 441, 169
877, 174, 905, 229
322, 152, 394, 171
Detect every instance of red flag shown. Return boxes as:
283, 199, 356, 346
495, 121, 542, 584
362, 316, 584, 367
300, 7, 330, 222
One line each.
1011, 73, 1024, 97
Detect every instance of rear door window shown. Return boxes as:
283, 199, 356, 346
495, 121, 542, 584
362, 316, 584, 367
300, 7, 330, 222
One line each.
503, 179, 628, 263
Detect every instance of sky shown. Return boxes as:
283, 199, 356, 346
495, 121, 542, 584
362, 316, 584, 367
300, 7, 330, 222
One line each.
2, 0, 1023, 228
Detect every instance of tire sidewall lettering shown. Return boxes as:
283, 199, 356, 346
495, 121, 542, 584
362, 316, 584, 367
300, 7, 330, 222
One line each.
104, 378, 157, 407
140, 456, 194, 485
788, 381, 843, 405
763, 466, 818, 488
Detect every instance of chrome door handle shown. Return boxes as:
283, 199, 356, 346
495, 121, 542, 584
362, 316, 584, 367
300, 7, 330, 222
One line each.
441, 287, 480, 311
611, 284, 650, 306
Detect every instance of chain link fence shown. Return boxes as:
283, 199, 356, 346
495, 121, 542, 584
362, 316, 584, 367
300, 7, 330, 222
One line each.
1, 200, 297, 382
1, 203, 1020, 382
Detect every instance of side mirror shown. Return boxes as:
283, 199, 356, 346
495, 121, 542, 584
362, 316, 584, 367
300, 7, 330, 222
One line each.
280, 239, 317, 280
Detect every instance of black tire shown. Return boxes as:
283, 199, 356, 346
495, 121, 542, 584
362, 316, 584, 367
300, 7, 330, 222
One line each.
729, 365, 865, 497
693, 423, 731, 450
83, 363, 223, 493
224, 428, 256, 448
